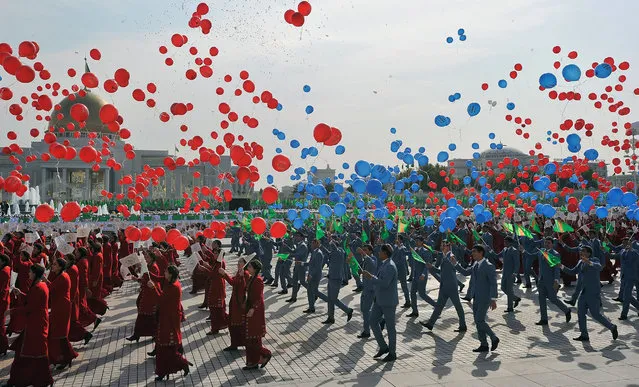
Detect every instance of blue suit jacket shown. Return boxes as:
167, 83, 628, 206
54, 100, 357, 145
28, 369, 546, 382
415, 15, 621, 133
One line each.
391, 244, 409, 275
307, 249, 324, 281
292, 242, 309, 263
372, 258, 399, 307
361, 254, 377, 293
496, 246, 520, 277
562, 258, 602, 299
537, 249, 561, 284
430, 252, 458, 293
457, 258, 497, 304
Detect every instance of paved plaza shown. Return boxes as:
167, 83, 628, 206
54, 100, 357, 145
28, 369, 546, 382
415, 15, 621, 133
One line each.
1, 249, 638, 387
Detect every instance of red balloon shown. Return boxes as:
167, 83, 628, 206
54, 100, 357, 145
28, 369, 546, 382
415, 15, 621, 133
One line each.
284, 9, 295, 23
270, 221, 287, 238
17, 41, 36, 58
166, 229, 181, 244
251, 217, 267, 235
70, 103, 89, 122
15, 65, 35, 83
132, 89, 145, 101
114, 68, 130, 86
262, 186, 278, 204
35, 204, 55, 222
60, 201, 81, 222
151, 227, 167, 242
291, 12, 305, 27
223, 189, 233, 202
272, 154, 291, 172
173, 235, 189, 251
3, 176, 21, 193
79, 146, 97, 163
99, 104, 118, 123
90, 48, 102, 60
298, 1, 312, 16
323, 127, 342, 146
313, 123, 331, 142
81, 72, 99, 88
125, 226, 141, 242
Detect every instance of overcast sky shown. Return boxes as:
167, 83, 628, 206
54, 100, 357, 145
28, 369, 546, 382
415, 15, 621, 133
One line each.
1, 0, 638, 188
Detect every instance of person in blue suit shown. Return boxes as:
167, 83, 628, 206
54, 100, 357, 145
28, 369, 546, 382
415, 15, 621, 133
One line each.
558, 235, 588, 306
421, 240, 467, 332
609, 238, 639, 320
530, 238, 572, 326
356, 244, 377, 338
287, 232, 309, 303
304, 239, 324, 314
407, 237, 436, 318
315, 238, 354, 324
494, 236, 521, 312
392, 236, 411, 308
362, 244, 398, 362
561, 246, 618, 341
453, 245, 500, 352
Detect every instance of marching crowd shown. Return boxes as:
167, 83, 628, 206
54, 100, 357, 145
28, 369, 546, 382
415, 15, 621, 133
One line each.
0, 210, 637, 385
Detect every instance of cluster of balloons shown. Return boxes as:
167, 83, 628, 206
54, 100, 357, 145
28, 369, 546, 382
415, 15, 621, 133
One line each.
284, 1, 312, 27
445, 28, 467, 44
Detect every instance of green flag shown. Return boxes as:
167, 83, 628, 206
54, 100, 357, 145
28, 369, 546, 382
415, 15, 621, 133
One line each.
502, 223, 514, 234
398, 220, 408, 234
472, 229, 482, 242
541, 250, 561, 267
530, 218, 541, 233
606, 222, 614, 235
411, 249, 425, 264
348, 255, 361, 277
515, 225, 534, 239
380, 227, 390, 241
361, 229, 369, 243
316, 225, 325, 241
553, 220, 574, 233
333, 220, 344, 234
276, 253, 290, 260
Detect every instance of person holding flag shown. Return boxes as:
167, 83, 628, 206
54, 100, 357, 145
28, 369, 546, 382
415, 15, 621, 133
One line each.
286, 232, 309, 304
315, 237, 354, 324
356, 244, 377, 339
304, 239, 325, 314
407, 237, 436, 318
493, 236, 521, 312
392, 236, 411, 308
531, 238, 572, 326
421, 240, 467, 332
362, 244, 397, 362
560, 246, 618, 342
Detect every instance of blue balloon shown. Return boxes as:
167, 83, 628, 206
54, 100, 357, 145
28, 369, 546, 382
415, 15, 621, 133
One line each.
293, 218, 304, 229
267, 175, 274, 184
335, 145, 345, 155
441, 217, 455, 231
318, 204, 332, 218
384, 219, 394, 231
390, 127, 396, 134
300, 208, 311, 220
275, 147, 282, 154
498, 79, 507, 88
595, 207, 608, 219
309, 147, 318, 157
595, 63, 612, 78
568, 143, 581, 153
472, 142, 479, 149
448, 95, 455, 102
459, 35, 467, 41
544, 163, 557, 175
334, 203, 347, 217
622, 192, 638, 207
457, 28, 465, 35
276, 103, 283, 111
435, 115, 451, 127
473, 204, 484, 215
463, 176, 471, 185
305, 105, 314, 114
390, 140, 401, 153
539, 73, 557, 88
562, 64, 581, 82
277, 132, 285, 140
290, 139, 300, 148
437, 151, 449, 163
566, 133, 581, 145
607, 187, 623, 205
506, 102, 515, 110
366, 179, 383, 195
352, 179, 366, 194
425, 217, 435, 227
476, 213, 486, 224
287, 209, 297, 221
542, 204, 556, 218
454, 92, 461, 100
584, 149, 599, 160
354, 160, 372, 177
467, 102, 481, 117
446, 37, 453, 44
303, 85, 311, 92
489, 132, 495, 140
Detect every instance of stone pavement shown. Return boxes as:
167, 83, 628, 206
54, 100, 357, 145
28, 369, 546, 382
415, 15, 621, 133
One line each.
1, 250, 638, 386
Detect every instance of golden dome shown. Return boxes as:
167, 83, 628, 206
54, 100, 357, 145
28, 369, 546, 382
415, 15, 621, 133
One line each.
47, 89, 112, 134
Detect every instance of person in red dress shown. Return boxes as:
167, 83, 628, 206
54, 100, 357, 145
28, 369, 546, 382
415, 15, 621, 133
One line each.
6, 264, 54, 387
126, 252, 160, 342
46, 257, 78, 370
198, 248, 228, 335
87, 241, 108, 316
101, 235, 114, 295
0, 254, 10, 356
7, 250, 32, 336
220, 257, 249, 351
75, 247, 101, 331
152, 265, 192, 381
65, 253, 94, 345
111, 234, 124, 289
189, 237, 210, 295
243, 259, 272, 370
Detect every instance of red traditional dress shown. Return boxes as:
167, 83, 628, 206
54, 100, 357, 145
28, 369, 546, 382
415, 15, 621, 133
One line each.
200, 258, 228, 332
47, 271, 78, 366
0, 265, 10, 354
76, 256, 98, 327
87, 251, 108, 316
132, 263, 160, 339
67, 263, 90, 342
222, 270, 249, 347
111, 240, 124, 289
189, 243, 210, 293
154, 279, 190, 377
8, 255, 32, 334
244, 276, 271, 366
102, 241, 114, 294
8, 281, 54, 387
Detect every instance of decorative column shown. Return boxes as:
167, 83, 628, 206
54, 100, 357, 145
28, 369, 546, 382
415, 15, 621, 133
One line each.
62, 168, 68, 201
85, 168, 91, 200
